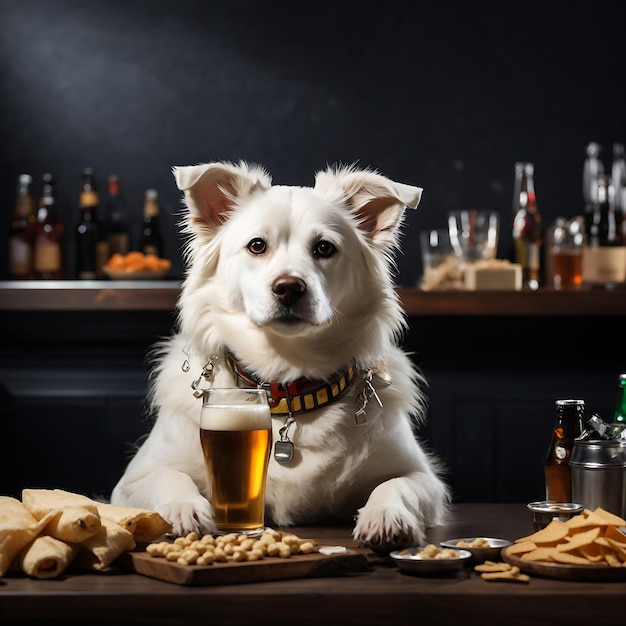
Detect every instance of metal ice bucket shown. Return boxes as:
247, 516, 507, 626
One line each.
571, 439, 626, 517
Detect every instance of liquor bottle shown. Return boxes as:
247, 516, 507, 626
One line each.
613, 373, 626, 424
611, 142, 626, 215
581, 173, 626, 287
33, 173, 65, 279
75, 167, 106, 279
512, 162, 543, 290
105, 174, 130, 256
544, 399, 585, 502
9, 173, 36, 279
141, 188, 164, 256
582, 141, 604, 214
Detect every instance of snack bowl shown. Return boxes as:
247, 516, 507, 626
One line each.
439, 537, 512, 564
527, 501, 585, 531
103, 268, 168, 281
390, 547, 471, 575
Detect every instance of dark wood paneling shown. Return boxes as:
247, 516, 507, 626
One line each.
1, 286, 624, 503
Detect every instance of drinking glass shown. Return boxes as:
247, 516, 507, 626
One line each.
447, 210, 499, 264
200, 388, 272, 536
419, 229, 462, 290
549, 217, 584, 289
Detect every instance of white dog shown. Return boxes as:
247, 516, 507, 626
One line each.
111, 161, 449, 550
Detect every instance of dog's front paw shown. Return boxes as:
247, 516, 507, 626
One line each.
353, 504, 425, 553
156, 497, 216, 537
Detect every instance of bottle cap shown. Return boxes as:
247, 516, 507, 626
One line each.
556, 399, 585, 410
586, 142, 601, 157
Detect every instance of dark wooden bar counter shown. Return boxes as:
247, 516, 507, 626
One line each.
1, 503, 624, 626
1, 280, 625, 315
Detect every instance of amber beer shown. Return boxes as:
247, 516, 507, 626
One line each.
543, 399, 584, 503
552, 250, 583, 289
200, 389, 272, 535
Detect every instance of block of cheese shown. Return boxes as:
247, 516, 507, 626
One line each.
464, 262, 522, 291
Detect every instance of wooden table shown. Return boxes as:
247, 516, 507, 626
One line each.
1, 503, 624, 625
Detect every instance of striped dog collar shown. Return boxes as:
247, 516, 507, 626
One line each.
225, 352, 357, 416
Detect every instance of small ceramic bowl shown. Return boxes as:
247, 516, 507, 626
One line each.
390, 547, 472, 575
527, 501, 585, 530
439, 537, 512, 564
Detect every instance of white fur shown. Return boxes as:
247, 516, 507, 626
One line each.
111, 161, 449, 550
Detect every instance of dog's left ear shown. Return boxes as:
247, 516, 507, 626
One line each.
314, 166, 422, 247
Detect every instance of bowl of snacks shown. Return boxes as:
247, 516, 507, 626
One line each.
103, 251, 172, 280
439, 537, 512, 564
390, 543, 471, 575
527, 501, 585, 531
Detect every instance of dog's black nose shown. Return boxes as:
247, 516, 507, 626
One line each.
272, 275, 306, 307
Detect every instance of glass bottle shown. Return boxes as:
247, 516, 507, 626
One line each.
582, 173, 626, 288
75, 167, 105, 279
582, 141, 604, 214
141, 188, 163, 257
611, 142, 626, 214
613, 373, 626, 424
105, 174, 130, 256
33, 173, 65, 279
512, 162, 543, 290
544, 399, 585, 502
579, 413, 626, 441
9, 173, 36, 279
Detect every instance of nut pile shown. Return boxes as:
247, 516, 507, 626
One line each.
146, 529, 317, 566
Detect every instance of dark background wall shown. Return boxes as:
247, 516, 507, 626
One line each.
2, 0, 625, 284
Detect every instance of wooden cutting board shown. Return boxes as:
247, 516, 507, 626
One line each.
121, 548, 369, 586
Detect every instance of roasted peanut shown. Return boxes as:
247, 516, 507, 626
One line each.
145, 529, 318, 565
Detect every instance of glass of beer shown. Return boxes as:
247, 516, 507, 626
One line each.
550, 217, 584, 289
200, 388, 272, 536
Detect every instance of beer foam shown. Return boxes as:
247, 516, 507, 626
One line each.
200, 404, 271, 431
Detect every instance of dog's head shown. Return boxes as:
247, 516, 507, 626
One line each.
173, 161, 421, 378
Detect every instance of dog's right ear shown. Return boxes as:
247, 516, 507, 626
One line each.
173, 161, 272, 230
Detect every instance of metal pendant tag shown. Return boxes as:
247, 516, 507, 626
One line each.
274, 440, 294, 464
354, 407, 368, 425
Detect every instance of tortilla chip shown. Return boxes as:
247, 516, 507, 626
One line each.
515, 519, 569, 544
564, 509, 596, 527
0, 496, 55, 577
520, 546, 558, 562
505, 540, 537, 555
97, 503, 172, 543
18, 535, 78, 579
606, 539, 626, 562
578, 542, 606, 563
605, 526, 626, 544
22, 489, 101, 543
593, 507, 626, 527
556, 527, 600, 552
551, 551, 597, 566
74, 517, 136, 571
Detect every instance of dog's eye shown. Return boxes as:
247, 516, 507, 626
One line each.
313, 239, 336, 259
247, 238, 267, 255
